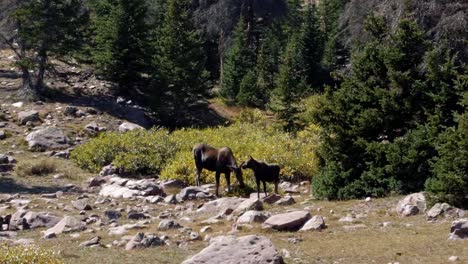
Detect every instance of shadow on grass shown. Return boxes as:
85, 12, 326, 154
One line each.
0, 177, 64, 194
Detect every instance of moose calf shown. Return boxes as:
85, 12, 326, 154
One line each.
241, 156, 280, 199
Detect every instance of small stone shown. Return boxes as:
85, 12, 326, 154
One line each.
365, 197, 372, 202
449, 256, 459, 262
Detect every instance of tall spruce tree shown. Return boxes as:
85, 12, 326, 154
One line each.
3, 0, 88, 100
301, 4, 325, 89
319, 0, 347, 72
220, 17, 255, 104
92, 0, 150, 94
269, 34, 307, 132
312, 16, 435, 199
152, 0, 208, 111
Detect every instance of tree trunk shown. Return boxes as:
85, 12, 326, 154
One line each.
35, 49, 47, 92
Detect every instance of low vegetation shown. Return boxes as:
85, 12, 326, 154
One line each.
71, 109, 321, 185
0, 244, 63, 264
15, 158, 58, 177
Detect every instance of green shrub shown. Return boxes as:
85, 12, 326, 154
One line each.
71, 129, 178, 174
161, 120, 320, 185
0, 244, 62, 264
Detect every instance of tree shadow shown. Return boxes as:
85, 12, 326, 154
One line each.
0, 177, 64, 194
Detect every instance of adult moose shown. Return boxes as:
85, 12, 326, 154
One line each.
241, 156, 280, 199
193, 143, 245, 197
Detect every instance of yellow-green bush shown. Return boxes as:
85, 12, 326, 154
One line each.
71, 110, 320, 185
71, 129, 178, 174
161, 119, 320, 185
0, 244, 62, 264
15, 158, 58, 177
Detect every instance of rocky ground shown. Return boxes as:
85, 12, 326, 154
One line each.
1, 49, 468, 264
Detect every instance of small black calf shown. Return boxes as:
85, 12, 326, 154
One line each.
241, 156, 280, 199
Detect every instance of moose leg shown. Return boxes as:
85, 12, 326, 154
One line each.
274, 181, 279, 194
256, 179, 261, 199
263, 181, 268, 197
195, 168, 202, 186
225, 172, 231, 192
215, 171, 221, 197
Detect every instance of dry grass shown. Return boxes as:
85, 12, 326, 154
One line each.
15, 158, 58, 177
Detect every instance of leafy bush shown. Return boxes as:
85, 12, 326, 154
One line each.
71, 129, 178, 175
160, 119, 320, 185
0, 244, 62, 264
15, 158, 57, 177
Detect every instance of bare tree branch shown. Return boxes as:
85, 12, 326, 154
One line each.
0, 32, 21, 58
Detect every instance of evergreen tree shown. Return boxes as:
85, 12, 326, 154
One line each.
319, 0, 347, 71
312, 16, 434, 199
92, 0, 150, 94
153, 0, 208, 111
301, 4, 325, 89
4, 0, 88, 100
269, 34, 307, 132
220, 17, 256, 104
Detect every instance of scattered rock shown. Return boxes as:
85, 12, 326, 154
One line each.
189, 231, 201, 241
448, 218, 468, 240
0, 130, 5, 140
84, 121, 106, 134
449, 256, 460, 262
119, 122, 144, 132
161, 179, 187, 190
233, 199, 263, 215
200, 226, 212, 233
396, 192, 426, 217
108, 223, 147, 236
99, 165, 118, 176
72, 199, 92, 211
427, 203, 453, 220
128, 211, 149, 220
237, 211, 270, 224
79, 236, 101, 247
261, 194, 282, 205
25, 126, 71, 151
64, 106, 78, 116
164, 194, 179, 205
12, 102, 24, 108
99, 177, 166, 199
18, 110, 39, 125
181, 235, 284, 264
177, 186, 215, 201
44, 216, 86, 237
196, 197, 245, 214
275, 196, 296, 206
262, 211, 311, 231
125, 232, 164, 250
158, 220, 181, 231
300, 215, 326, 231
104, 210, 121, 221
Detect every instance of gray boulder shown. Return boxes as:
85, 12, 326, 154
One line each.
396, 192, 427, 217
274, 196, 296, 206
233, 198, 263, 215
25, 126, 71, 151
18, 110, 39, 125
182, 235, 284, 264
427, 203, 453, 220
72, 199, 92, 211
161, 179, 187, 190
177, 186, 215, 201
196, 197, 245, 214
9, 210, 59, 230
158, 220, 181, 231
79, 236, 101, 247
237, 211, 270, 224
262, 211, 311, 231
119, 122, 144, 132
300, 215, 326, 231
448, 218, 468, 240
125, 232, 164, 250
0, 130, 5, 140
44, 216, 86, 237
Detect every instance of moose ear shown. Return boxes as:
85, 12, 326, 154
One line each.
249, 155, 253, 159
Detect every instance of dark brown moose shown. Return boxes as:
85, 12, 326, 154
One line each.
241, 156, 280, 199
193, 143, 245, 197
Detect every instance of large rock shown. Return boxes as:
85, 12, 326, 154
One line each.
119, 122, 144, 132
25, 126, 71, 151
427, 203, 453, 220
99, 177, 166, 199
237, 211, 270, 224
177, 186, 215, 201
72, 199, 92, 211
182, 235, 284, 264
448, 218, 468, 240
108, 223, 147, 236
18, 110, 39, 125
125, 232, 164, 250
233, 198, 263, 215
300, 215, 326, 231
44, 216, 85, 236
262, 211, 311, 231
7, 210, 58, 230
197, 197, 246, 214
161, 179, 187, 190
396, 192, 427, 217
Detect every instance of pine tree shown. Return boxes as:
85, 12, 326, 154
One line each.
92, 0, 150, 94
153, 0, 208, 110
301, 4, 325, 89
4, 0, 88, 100
319, 0, 347, 71
269, 34, 307, 132
220, 17, 255, 104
